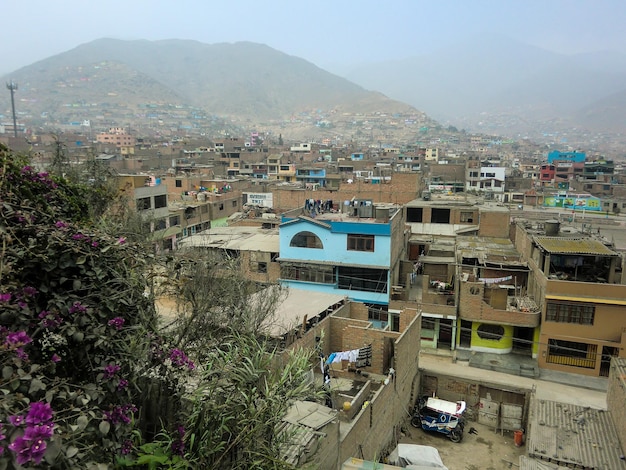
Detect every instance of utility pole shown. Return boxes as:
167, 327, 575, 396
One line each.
6, 80, 18, 138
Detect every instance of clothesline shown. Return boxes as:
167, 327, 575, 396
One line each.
478, 275, 513, 284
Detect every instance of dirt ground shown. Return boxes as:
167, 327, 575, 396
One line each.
397, 419, 526, 470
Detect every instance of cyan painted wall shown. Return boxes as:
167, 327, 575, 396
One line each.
280, 219, 391, 267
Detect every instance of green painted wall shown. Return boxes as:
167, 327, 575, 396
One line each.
471, 322, 513, 353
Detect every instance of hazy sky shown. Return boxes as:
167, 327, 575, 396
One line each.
2, 0, 625, 76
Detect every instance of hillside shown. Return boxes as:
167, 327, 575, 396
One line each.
0, 38, 429, 141
343, 33, 626, 138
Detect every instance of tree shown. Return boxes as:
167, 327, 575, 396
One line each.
0, 144, 163, 467
1, 144, 327, 469
159, 248, 287, 354
185, 333, 322, 469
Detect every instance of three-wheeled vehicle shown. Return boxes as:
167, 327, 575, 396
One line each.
411, 396, 466, 443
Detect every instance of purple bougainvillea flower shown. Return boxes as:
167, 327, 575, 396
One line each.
121, 439, 133, 455
9, 415, 24, 426
104, 364, 121, 379
0, 293, 11, 302
54, 220, 68, 228
21, 286, 37, 297
107, 317, 125, 330
169, 348, 195, 370
39, 310, 62, 329
15, 348, 28, 361
24, 423, 54, 441
8, 436, 33, 465
4, 331, 32, 347
68, 301, 87, 314
51, 354, 61, 363
104, 404, 137, 425
117, 237, 127, 245
117, 379, 129, 391
25, 402, 53, 425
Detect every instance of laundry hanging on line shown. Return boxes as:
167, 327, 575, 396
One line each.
326, 344, 372, 367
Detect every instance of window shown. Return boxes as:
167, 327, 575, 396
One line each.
175, 180, 182, 188
169, 215, 180, 226
476, 324, 504, 341
546, 302, 594, 325
368, 304, 388, 323
347, 234, 374, 252
154, 194, 167, 209
257, 262, 267, 273
406, 207, 423, 223
136, 197, 151, 211
280, 263, 334, 284
232, 200, 238, 208
290, 231, 323, 249
270, 252, 279, 262
431, 208, 451, 224
460, 211, 474, 223
337, 267, 387, 293
547, 339, 596, 369
162, 238, 173, 251
219, 203, 224, 211
155, 219, 166, 231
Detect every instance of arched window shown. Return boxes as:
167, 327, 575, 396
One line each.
476, 324, 504, 341
290, 231, 323, 249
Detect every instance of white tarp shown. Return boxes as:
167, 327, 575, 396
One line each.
387, 444, 448, 470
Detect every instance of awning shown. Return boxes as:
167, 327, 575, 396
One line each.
545, 294, 626, 306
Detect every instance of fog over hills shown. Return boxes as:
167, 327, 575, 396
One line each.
0, 38, 417, 127
342, 33, 626, 135
2, 36, 625, 141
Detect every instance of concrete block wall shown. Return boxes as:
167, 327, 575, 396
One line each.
422, 373, 486, 421
477, 210, 511, 238
607, 358, 626, 455
339, 312, 422, 466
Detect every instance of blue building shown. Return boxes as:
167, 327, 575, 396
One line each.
296, 167, 327, 187
547, 150, 586, 164
278, 201, 405, 309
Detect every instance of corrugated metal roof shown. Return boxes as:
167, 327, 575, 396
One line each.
258, 287, 347, 337
177, 226, 279, 252
533, 236, 617, 256
527, 398, 625, 470
278, 401, 337, 466
519, 455, 568, 470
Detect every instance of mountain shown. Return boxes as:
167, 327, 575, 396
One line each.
342, 33, 626, 137
0, 38, 424, 140
574, 88, 626, 133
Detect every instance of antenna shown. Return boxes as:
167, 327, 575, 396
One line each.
6, 80, 18, 138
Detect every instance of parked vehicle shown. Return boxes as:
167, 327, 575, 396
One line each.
411, 396, 466, 443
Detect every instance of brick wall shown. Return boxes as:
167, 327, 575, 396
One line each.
421, 373, 529, 422
339, 312, 422, 465
271, 173, 421, 212
458, 281, 540, 327
239, 251, 280, 284
281, 303, 422, 468
477, 210, 511, 238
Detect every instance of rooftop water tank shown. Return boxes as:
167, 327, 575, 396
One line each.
544, 220, 560, 236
